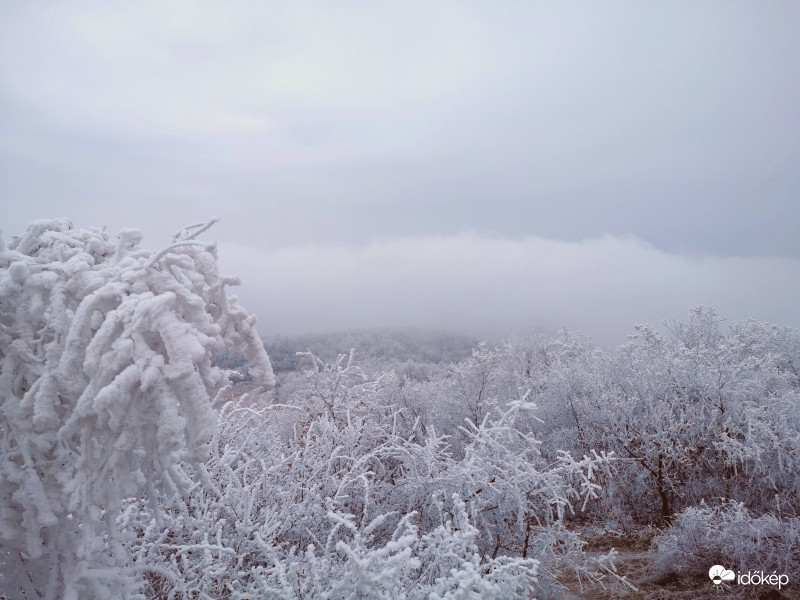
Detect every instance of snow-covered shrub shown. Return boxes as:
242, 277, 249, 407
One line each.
260, 496, 539, 600
121, 350, 623, 598
122, 369, 541, 598
533, 308, 800, 524
651, 501, 800, 584
443, 398, 627, 598
293, 349, 370, 422
121, 354, 412, 596
120, 391, 286, 598
0, 218, 273, 599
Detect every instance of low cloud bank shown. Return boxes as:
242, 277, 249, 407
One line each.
218, 233, 800, 346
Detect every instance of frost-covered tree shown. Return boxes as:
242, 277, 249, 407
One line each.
0, 218, 274, 599
534, 307, 800, 524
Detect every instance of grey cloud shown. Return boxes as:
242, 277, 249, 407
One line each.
1, 0, 799, 334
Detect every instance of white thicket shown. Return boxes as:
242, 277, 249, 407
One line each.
120, 350, 617, 599
0, 218, 273, 599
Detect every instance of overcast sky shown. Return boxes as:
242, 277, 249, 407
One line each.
2, 1, 799, 345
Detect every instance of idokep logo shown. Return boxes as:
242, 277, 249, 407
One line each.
709, 565, 735, 585
709, 565, 789, 591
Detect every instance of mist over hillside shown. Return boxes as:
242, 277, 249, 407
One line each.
262, 328, 480, 372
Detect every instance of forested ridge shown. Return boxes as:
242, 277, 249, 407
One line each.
2, 221, 798, 599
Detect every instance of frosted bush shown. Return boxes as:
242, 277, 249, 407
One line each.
532, 308, 800, 524
121, 351, 620, 598
0, 218, 273, 599
122, 390, 542, 599
651, 501, 800, 582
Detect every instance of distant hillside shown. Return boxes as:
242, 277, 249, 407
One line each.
262, 328, 479, 372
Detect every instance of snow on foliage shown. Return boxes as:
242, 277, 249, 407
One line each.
119, 350, 623, 599
4, 218, 798, 600
0, 219, 273, 599
651, 501, 800, 583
